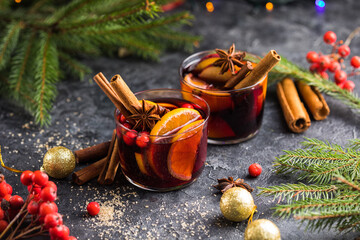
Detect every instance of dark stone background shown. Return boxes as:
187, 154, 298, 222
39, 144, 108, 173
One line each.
0, 0, 359, 239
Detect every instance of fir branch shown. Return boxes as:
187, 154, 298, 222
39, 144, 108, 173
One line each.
58, 52, 91, 80
261, 138, 360, 232
8, 32, 36, 100
259, 183, 338, 202
33, 32, 59, 126
0, 21, 22, 70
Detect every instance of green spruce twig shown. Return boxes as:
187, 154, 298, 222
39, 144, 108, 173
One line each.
260, 138, 360, 233
0, 0, 200, 126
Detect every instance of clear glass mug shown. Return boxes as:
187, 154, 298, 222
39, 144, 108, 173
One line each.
180, 50, 267, 145
114, 89, 210, 191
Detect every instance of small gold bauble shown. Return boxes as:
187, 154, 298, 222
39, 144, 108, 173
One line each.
245, 219, 281, 240
42, 146, 76, 179
220, 187, 255, 222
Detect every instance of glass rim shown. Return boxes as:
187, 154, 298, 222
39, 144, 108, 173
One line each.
114, 88, 210, 138
179, 50, 267, 93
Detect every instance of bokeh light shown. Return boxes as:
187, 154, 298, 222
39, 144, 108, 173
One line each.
206, 2, 214, 13
315, 0, 325, 8
266, 2, 274, 12
15, 0, 21, 3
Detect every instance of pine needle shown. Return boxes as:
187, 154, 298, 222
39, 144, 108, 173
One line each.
260, 138, 360, 232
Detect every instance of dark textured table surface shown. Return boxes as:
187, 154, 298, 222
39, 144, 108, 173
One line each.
1, 0, 360, 239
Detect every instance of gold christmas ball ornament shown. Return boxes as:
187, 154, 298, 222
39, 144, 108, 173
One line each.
220, 187, 256, 222
245, 219, 281, 240
42, 146, 76, 179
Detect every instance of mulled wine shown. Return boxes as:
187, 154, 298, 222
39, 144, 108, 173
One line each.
114, 89, 209, 191
180, 50, 268, 144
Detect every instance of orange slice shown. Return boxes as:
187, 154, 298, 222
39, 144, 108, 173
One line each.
150, 108, 202, 136
135, 152, 151, 176
148, 108, 202, 179
168, 119, 204, 181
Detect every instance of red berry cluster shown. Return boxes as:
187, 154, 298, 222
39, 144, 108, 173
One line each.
118, 114, 151, 148
306, 31, 359, 91
0, 171, 77, 240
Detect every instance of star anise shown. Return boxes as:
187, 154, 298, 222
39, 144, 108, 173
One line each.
127, 100, 161, 131
213, 43, 246, 75
213, 176, 253, 193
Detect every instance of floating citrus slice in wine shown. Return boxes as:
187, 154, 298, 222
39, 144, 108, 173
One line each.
168, 119, 204, 181
150, 108, 202, 136
134, 152, 151, 176
148, 108, 202, 179
157, 102, 178, 110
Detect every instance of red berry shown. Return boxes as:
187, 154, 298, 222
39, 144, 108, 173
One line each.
342, 80, 355, 92
306, 51, 319, 63
120, 114, 127, 124
309, 63, 319, 72
20, 170, 34, 186
67, 236, 78, 240
123, 130, 137, 146
350, 56, 360, 68
87, 202, 100, 216
334, 70, 347, 84
2, 194, 11, 201
41, 187, 57, 202
248, 163, 262, 177
318, 55, 331, 70
9, 195, 24, 209
181, 103, 194, 109
122, 122, 132, 130
0, 220, 8, 232
328, 61, 341, 73
323, 31, 337, 44
319, 71, 329, 80
49, 224, 70, 239
28, 184, 42, 195
44, 212, 63, 229
6, 183, 12, 195
0, 208, 4, 220
136, 132, 150, 148
27, 200, 40, 215
0, 182, 8, 197
45, 181, 58, 192
338, 45, 351, 57
32, 170, 49, 187
39, 202, 58, 216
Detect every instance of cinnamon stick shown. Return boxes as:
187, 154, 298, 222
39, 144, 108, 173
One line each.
276, 78, 311, 133
235, 50, 280, 89
72, 158, 107, 185
296, 81, 330, 120
110, 74, 141, 114
104, 139, 120, 185
93, 72, 131, 118
223, 61, 253, 89
98, 130, 117, 184
74, 141, 111, 164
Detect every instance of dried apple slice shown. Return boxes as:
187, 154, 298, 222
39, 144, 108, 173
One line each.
168, 119, 204, 181
194, 56, 220, 72
198, 66, 233, 84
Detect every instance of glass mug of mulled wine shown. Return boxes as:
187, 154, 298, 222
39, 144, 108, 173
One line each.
180, 50, 268, 145
114, 89, 209, 191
